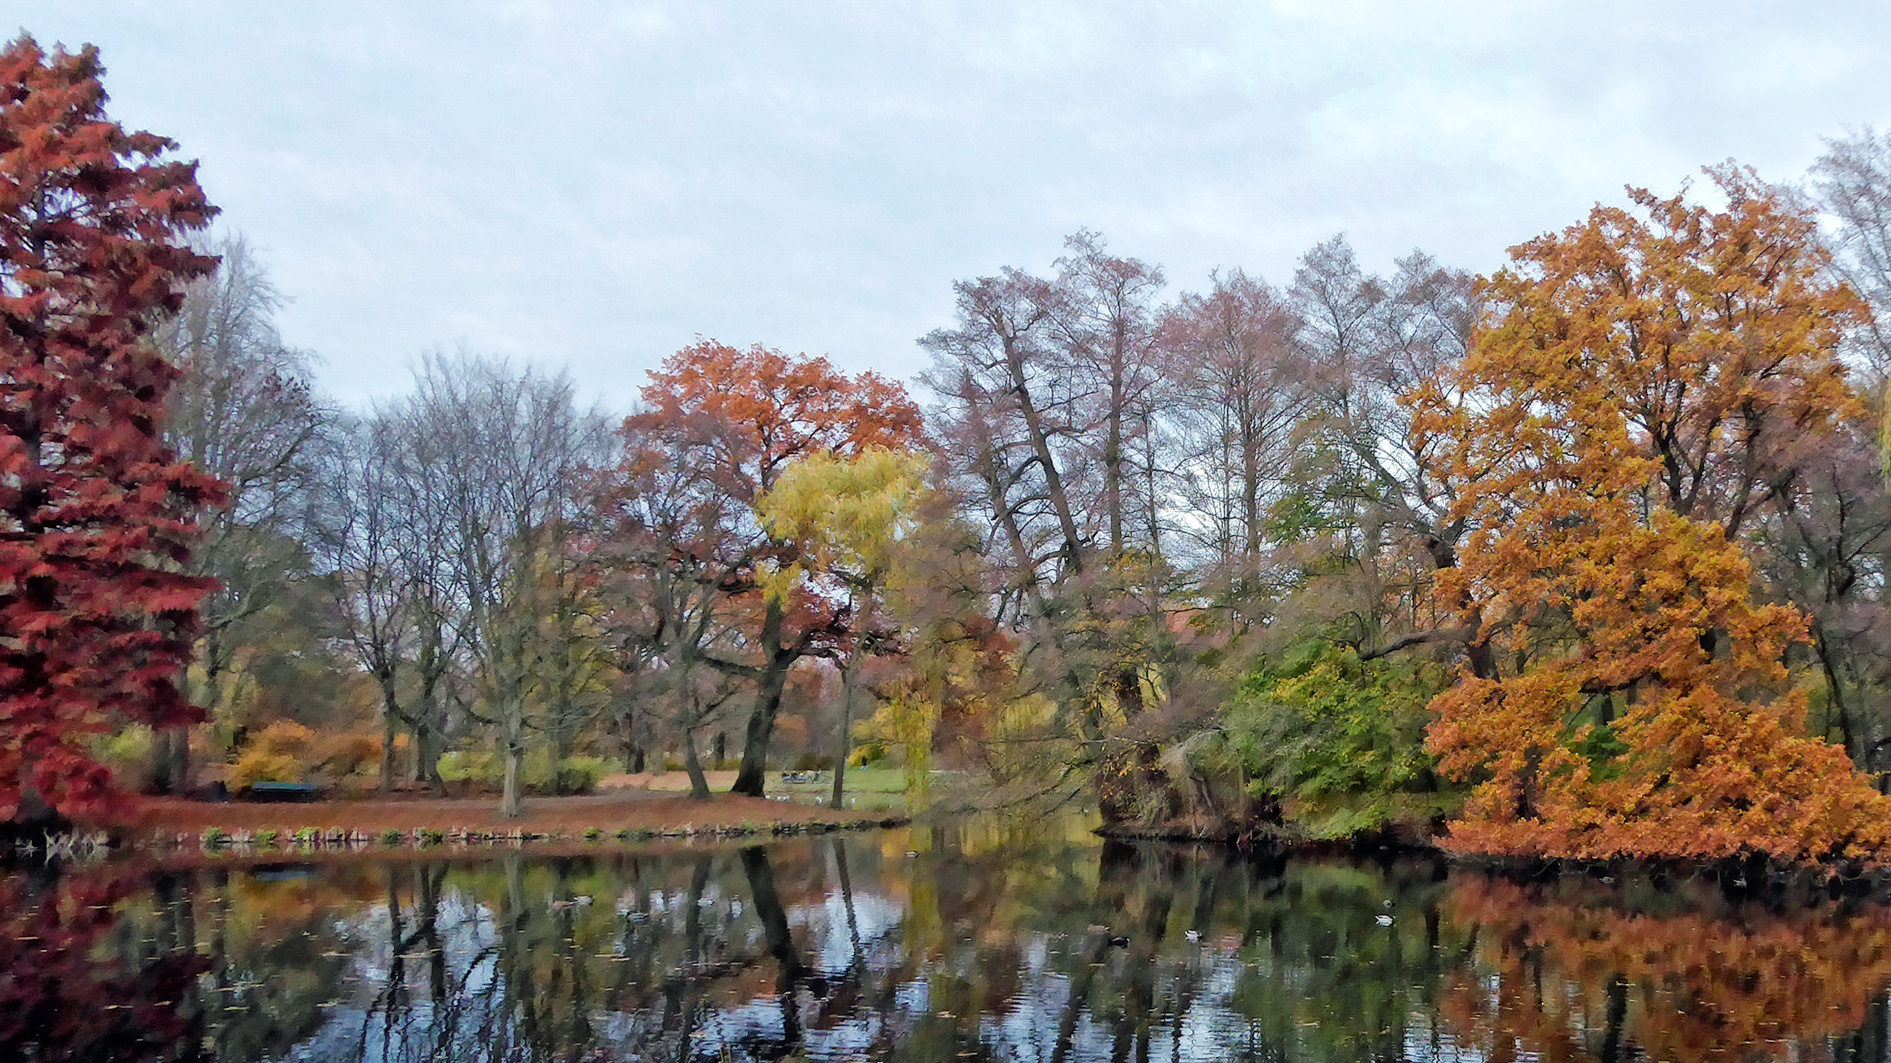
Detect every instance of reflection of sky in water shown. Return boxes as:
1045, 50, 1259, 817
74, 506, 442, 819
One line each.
10, 823, 1891, 1061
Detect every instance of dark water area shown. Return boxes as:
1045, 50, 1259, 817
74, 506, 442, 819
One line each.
5, 818, 1891, 1062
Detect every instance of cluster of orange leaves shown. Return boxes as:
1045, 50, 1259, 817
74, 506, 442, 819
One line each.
1410, 166, 1891, 861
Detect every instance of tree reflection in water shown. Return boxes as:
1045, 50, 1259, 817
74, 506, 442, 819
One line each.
5, 825, 1891, 1061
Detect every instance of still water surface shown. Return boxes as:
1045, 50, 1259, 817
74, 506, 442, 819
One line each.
5, 816, 1891, 1061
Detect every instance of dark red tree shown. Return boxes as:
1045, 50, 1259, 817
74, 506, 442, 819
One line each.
0, 36, 220, 823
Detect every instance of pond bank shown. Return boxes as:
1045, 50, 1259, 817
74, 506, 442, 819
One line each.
114, 792, 904, 850
1096, 818, 1891, 900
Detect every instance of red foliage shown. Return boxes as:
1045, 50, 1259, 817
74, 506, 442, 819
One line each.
0, 865, 209, 1062
0, 37, 221, 821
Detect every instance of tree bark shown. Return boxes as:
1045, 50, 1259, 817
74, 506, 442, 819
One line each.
500, 722, 523, 819
380, 714, 398, 795
731, 598, 792, 797
682, 726, 711, 801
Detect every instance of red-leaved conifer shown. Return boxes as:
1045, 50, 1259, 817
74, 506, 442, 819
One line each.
0, 36, 221, 822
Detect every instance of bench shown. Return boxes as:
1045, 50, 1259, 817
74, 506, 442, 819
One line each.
244, 782, 321, 803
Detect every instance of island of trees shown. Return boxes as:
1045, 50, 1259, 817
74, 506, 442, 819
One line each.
9, 35, 1891, 864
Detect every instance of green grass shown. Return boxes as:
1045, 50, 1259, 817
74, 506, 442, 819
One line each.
776, 766, 910, 810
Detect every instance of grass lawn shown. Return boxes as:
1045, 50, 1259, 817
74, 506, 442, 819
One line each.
778, 766, 910, 811
599, 765, 915, 811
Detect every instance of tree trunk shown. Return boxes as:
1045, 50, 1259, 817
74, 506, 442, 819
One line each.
830, 696, 852, 809
500, 722, 524, 819
682, 727, 711, 801
550, 731, 574, 797
414, 722, 446, 797
831, 590, 878, 809
156, 728, 192, 797
380, 714, 398, 795
732, 599, 791, 797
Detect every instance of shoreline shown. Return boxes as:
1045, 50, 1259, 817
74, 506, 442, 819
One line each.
103, 792, 906, 852
1095, 820, 1891, 898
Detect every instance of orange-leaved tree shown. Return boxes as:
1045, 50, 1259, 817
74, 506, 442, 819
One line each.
1409, 165, 1891, 861
622, 341, 924, 796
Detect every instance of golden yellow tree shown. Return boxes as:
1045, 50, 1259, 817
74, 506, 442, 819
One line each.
757, 446, 930, 805
1411, 165, 1891, 861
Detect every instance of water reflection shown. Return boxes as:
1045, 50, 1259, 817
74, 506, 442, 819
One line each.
5, 821, 1891, 1061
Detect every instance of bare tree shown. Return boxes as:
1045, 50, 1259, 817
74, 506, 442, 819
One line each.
1160, 269, 1313, 626
409, 353, 606, 817
1813, 127, 1891, 373
155, 234, 327, 792
312, 408, 470, 794
594, 411, 767, 799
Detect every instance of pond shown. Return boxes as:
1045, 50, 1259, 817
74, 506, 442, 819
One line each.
5, 816, 1891, 1062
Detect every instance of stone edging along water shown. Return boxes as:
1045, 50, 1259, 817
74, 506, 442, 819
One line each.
0, 815, 912, 859
171, 816, 912, 853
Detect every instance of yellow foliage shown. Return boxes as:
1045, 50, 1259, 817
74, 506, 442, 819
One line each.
755, 446, 930, 601
310, 732, 383, 777
247, 720, 313, 757
229, 750, 301, 789
858, 687, 940, 797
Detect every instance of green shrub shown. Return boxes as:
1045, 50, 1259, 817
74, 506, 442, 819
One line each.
436, 750, 605, 794
583, 827, 602, 842
253, 829, 279, 846
554, 756, 606, 795
1223, 641, 1456, 840
438, 749, 502, 784
379, 829, 404, 847
97, 725, 158, 792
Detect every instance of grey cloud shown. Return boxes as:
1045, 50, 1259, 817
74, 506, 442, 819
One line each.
22, 1, 1891, 408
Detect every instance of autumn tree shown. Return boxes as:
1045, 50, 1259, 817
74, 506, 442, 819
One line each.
757, 446, 929, 805
1159, 268, 1312, 626
0, 37, 221, 822
625, 341, 923, 797
1812, 127, 1891, 373
1412, 166, 1891, 861
1273, 240, 1478, 659
921, 237, 1175, 764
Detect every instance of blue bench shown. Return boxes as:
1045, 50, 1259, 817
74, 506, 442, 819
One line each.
245, 782, 321, 803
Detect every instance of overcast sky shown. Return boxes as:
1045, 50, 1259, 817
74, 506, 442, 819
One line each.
24, 2, 1891, 410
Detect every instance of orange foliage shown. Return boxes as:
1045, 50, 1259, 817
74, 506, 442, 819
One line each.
1411, 166, 1891, 861
1441, 877, 1891, 1062
633, 339, 925, 500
